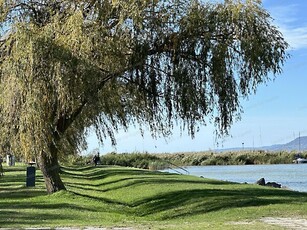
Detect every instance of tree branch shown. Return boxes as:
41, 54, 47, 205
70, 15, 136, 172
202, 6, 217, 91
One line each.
55, 70, 120, 136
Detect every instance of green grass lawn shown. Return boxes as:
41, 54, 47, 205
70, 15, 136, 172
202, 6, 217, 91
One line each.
1, 164, 307, 229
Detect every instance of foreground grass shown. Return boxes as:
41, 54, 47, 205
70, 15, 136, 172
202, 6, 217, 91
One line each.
1, 165, 307, 229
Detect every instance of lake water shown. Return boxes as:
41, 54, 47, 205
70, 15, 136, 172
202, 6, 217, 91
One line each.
165, 164, 307, 193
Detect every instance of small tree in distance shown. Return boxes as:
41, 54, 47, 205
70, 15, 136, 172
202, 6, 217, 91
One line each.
0, 0, 288, 194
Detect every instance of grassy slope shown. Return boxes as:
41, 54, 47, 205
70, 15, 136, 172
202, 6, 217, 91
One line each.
0, 165, 307, 229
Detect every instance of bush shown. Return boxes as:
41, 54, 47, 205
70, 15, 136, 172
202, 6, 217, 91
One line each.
60, 154, 88, 165
100, 152, 162, 169
156, 150, 302, 166
78, 150, 303, 168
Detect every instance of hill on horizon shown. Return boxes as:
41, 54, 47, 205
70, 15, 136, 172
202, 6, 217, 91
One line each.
221, 136, 307, 152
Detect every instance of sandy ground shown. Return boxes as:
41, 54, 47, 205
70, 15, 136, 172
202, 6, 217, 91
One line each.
231, 217, 307, 229
261, 217, 307, 229
1, 228, 134, 230
2, 218, 307, 229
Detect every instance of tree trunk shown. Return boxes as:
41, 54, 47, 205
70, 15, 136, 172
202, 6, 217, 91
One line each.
38, 143, 66, 194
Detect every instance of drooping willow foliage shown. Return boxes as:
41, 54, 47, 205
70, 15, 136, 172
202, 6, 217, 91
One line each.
0, 0, 287, 176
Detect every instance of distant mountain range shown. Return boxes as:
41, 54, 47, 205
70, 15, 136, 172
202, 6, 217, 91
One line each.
220, 136, 307, 152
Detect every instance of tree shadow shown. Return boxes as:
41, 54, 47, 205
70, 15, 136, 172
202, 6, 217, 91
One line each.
0, 188, 46, 199
131, 187, 307, 219
61, 165, 231, 193
0, 209, 73, 227
64, 173, 231, 196
2, 165, 307, 226
69, 190, 128, 207
65, 176, 307, 220
61, 166, 160, 180
62, 167, 307, 220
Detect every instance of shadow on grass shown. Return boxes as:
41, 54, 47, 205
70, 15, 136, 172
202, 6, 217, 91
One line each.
67, 182, 307, 220
2, 165, 307, 225
61, 166, 307, 220
0, 198, 96, 212
70, 190, 128, 207
0, 188, 46, 199
132, 187, 307, 219
65, 175, 231, 195
0, 209, 73, 227
61, 166, 159, 180
61, 165, 231, 194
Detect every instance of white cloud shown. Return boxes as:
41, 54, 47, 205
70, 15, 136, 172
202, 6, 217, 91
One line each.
280, 26, 307, 50
268, 3, 307, 50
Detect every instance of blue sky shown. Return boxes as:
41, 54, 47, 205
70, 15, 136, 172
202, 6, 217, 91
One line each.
86, 0, 307, 154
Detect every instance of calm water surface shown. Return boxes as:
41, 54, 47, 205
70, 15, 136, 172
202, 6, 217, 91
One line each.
169, 164, 307, 193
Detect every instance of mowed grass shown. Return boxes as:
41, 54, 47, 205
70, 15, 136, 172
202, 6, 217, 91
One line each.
1, 165, 307, 229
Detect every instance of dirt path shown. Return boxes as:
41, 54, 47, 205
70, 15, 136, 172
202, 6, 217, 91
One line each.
3, 218, 307, 230
261, 217, 307, 229
1, 228, 134, 230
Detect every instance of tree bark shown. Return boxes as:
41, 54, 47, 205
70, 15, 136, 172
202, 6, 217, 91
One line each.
38, 143, 66, 194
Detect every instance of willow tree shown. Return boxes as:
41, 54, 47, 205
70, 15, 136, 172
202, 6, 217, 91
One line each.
0, 0, 288, 193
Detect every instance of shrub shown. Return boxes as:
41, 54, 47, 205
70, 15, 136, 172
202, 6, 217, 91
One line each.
100, 152, 162, 169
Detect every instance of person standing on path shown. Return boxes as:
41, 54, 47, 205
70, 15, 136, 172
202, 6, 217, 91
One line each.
93, 155, 98, 166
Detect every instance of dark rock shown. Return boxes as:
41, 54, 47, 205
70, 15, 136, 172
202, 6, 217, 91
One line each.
256, 178, 266, 186
256, 178, 282, 188
266, 182, 281, 188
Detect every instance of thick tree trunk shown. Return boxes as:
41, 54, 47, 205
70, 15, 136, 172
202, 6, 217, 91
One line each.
38, 144, 66, 194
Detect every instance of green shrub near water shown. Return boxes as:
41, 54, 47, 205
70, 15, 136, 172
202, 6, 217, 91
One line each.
100, 152, 167, 169
156, 150, 304, 166
75, 150, 306, 170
